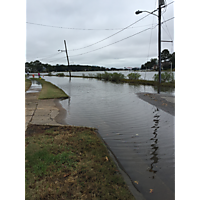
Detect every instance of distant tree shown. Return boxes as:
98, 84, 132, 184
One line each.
141, 58, 157, 70
161, 49, 170, 62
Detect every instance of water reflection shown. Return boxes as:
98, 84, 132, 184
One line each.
26, 80, 42, 93
149, 107, 160, 176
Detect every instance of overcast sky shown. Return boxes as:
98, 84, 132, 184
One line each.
26, 0, 174, 68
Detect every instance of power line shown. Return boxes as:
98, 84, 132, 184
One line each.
26, 1, 174, 32
69, 27, 156, 58
67, 4, 174, 52
26, 52, 62, 61
68, 12, 154, 51
31, 17, 174, 63
27, 11, 156, 55
26, 21, 157, 31
68, 17, 174, 58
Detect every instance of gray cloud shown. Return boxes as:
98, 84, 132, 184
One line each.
26, 0, 174, 68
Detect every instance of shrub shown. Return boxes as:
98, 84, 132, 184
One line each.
96, 73, 102, 80
127, 73, 141, 80
153, 71, 175, 83
56, 73, 65, 77
47, 72, 53, 76
110, 73, 125, 83
100, 72, 125, 83
101, 72, 112, 81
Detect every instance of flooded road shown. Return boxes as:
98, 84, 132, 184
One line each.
44, 76, 175, 200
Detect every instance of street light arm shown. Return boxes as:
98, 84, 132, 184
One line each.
135, 9, 158, 17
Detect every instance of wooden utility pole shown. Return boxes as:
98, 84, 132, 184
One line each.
64, 40, 70, 65
64, 40, 71, 77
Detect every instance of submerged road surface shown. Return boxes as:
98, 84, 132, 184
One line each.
44, 76, 175, 200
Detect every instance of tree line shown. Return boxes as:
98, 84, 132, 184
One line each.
141, 49, 175, 70
25, 49, 175, 73
25, 61, 107, 73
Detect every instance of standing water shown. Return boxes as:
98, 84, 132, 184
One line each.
44, 76, 175, 200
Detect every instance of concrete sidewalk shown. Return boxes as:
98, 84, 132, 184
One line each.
137, 92, 175, 116
25, 87, 62, 131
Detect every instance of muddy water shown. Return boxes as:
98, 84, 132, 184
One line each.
44, 76, 175, 200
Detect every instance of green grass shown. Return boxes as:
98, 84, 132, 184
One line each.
26, 125, 135, 200
31, 78, 69, 99
25, 79, 32, 92
123, 79, 175, 87
49, 73, 175, 88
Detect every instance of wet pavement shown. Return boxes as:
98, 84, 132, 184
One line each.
26, 80, 42, 93
25, 80, 61, 131
137, 93, 175, 116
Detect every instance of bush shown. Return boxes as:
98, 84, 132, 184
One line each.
96, 73, 102, 80
100, 72, 125, 83
127, 73, 141, 80
56, 73, 65, 77
47, 72, 53, 76
153, 71, 174, 83
110, 73, 125, 83
101, 72, 112, 81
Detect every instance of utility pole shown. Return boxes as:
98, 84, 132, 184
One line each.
64, 40, 71, 77
157, 0, 164, 94
64, 40, 69, 66
158, 0, 165, 93
158, 2, 162, 86
135, 0, 167, 94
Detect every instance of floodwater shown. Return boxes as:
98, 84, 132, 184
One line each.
44, 76, 175, 200
26, 80, 42, 93
31, 70, 175, 81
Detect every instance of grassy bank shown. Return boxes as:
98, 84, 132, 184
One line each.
122, 78, 175, 87
46, 72, 175, 88
30, 78, 69, 99
72, 75, 175, 87
25, 79, 32, 92
26, 124, 135, 200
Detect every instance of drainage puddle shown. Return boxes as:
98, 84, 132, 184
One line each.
26, 80, 42, 93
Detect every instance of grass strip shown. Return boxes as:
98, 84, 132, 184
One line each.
31, 78, 69, 99
25, 124, 135, 200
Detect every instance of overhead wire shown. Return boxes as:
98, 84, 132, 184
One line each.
26, 52, 62, 61
26, 21, 157, 31
45, 17, 174, 63
26, 1, 174, 31
67, 2, 174, 52
68, 12, 156, 51
145, 0, 158, 78
29, 16, 174, 63
48, 27, 155, 62
68, 17, 174, 58
27, 1, 174, 57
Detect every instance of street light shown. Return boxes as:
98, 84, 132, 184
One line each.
135, 1, 164, 92
135, 10, 158, 17
135, 10, 143, 15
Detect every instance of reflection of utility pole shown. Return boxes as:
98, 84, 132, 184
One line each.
158, 1, 162, 88
64, 40, 71, 77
